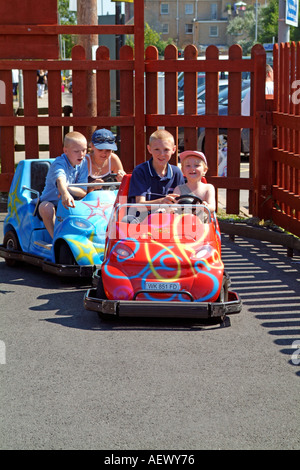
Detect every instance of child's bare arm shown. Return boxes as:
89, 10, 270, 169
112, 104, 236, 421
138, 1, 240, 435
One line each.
203, 184, 216, 212
68, 185, 87, 199
135, 193, 180, 205
56, 177, 76, 208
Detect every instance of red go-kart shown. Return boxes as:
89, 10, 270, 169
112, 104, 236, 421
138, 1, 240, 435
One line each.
84, 175, 242, 326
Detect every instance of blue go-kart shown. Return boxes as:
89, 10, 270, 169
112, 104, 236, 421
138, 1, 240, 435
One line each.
0, 159, 120, 277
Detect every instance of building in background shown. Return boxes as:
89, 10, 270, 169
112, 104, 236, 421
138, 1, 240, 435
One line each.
125, 0, 259, 55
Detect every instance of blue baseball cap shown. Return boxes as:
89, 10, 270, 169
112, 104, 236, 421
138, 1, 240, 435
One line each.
91, 128, 117, 151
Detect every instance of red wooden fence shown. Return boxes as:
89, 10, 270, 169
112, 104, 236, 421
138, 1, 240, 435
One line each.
0, 0, 144, 188
269, 42, 300, 236
0, 0, 299, 236
145, 43, 264, 216
0, 43, 270, 216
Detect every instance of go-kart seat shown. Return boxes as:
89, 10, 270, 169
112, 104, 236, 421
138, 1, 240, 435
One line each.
115, 173, 131, 204
29, 160, 51, 217
30, 160, 51, 195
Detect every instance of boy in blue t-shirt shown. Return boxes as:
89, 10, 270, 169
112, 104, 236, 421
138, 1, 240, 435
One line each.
39, 131, 88, 238
128, 129, 184, 204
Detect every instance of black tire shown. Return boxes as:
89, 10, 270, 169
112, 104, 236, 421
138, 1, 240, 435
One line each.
95, 276, 115, 321
57, 242, 77, 265
96, 275, 107, 300
3, 230, 21, 266
217, 275, 229, 303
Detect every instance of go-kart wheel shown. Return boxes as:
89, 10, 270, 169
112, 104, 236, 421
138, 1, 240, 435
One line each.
95, 276, 115, 321
96, 276, 107, 300
176, 195, 203, 205
3, 230, 21, 266
57, 242, 77, 265
217, 275, 229, 303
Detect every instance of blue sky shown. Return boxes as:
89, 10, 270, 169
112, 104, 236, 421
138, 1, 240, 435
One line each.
69, 0, 124, 15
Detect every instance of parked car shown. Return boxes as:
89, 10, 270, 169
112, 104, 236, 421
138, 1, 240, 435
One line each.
178, 71, 206, 101
178, 80, 251, 156
84, 175, 242, 326
177, 72, 228, 101
178, 80, 228, 104
0, 159, 120, 277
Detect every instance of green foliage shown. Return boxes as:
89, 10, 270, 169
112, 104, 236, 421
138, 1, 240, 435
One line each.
58, 0, 77, 58
227, 9, 259, 54
259, 0, 279, 43
227, 0, 300, 53
126, 23, 174, 56
58, 0, 77, 24
259, 0, 300, 43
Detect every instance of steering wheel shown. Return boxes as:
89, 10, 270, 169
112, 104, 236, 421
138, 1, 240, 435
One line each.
175, 195, 203, 205
102, 173, 118, 183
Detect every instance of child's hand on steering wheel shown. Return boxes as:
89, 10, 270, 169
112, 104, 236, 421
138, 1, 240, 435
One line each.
162, 193, 180, 204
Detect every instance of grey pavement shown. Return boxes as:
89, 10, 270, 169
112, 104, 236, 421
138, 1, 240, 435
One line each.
0, 210, 299, 450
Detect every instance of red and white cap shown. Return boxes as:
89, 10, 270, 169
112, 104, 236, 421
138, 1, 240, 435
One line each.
179, 150, 207, 166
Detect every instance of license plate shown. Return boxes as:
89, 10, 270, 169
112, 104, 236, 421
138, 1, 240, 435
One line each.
145, 282, 181, 291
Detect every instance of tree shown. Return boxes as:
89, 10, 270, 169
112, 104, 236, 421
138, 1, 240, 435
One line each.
227, 1, 300, 54
259, 0, 300, 43
126, 23, 173, 56
258, 0, 279, 44
227, 8, 258, 54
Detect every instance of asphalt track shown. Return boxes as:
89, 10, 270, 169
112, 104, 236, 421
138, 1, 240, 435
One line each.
0, 211, 299, 450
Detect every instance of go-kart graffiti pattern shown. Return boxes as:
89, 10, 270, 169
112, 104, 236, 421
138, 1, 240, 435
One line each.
2, 157, 118, 267
103, 212, 223, 302
55, 194, 117, 265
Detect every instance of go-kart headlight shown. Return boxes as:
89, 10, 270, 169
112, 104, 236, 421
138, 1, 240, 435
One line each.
191, 245, 213, 260
113, 243, 134, 260
70, 218, 93, 231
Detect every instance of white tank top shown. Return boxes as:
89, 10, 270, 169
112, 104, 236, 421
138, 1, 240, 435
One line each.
86, 154, 111, 182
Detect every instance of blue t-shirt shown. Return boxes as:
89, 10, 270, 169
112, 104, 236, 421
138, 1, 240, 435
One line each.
40, 153, 88, 205
128, 158, 185, 202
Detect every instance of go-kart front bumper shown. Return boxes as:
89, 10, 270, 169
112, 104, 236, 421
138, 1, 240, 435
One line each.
0, 245, 97, 277
83, 287, 242, 319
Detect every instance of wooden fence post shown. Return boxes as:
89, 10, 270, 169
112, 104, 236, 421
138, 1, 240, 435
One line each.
226, 45, 242, 214
252, 44, 273, 220
164, 44, 179, 166
48, 69, 63, 158
145, 45, 159, 156
183, 44, 198, 152
133, 0, 145, 166
0, 69, 14, 191
23, 70, 39, 159
205, 45, 219, 209
77, 0, 98, 142
72, 45, 89, 140
120, 45, 134, 172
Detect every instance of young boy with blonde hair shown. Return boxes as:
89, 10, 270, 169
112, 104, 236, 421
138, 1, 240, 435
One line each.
128, 129, 184, 204
38, 131, 88, 238
174, 150, 216, 212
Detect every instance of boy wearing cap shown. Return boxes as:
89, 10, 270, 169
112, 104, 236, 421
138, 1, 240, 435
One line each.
174, 150, 216, 212
128, 130, 184, 204
39, 131, 88, 238
86, 128, 125, 190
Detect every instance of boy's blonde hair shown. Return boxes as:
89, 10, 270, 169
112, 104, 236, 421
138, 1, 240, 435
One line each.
64, 131, 87, 148
149, 129, 175, 145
